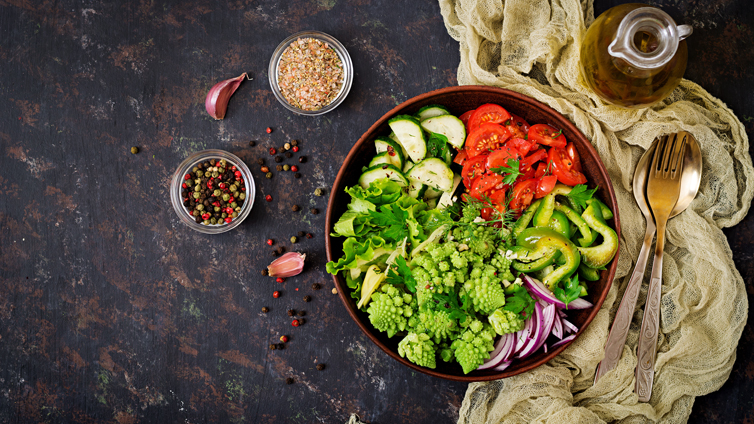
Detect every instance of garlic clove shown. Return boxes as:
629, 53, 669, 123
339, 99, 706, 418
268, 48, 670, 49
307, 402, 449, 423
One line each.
268, 252, 306, 278
205, 73, 249, 120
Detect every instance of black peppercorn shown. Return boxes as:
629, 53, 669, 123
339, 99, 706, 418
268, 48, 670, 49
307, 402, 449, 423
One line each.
276, 165, 283, 172
276, 343, 285, 350
262, 306, 269, 313
261, 269, 268, 276
303, 295, 311, 302
298, 156, 307, 163
298, 231, 305, 237
287, 309, 296, 317
291, 140, 298, 146
298, 310, 306, 316
249, 140, 256, 147
310, 208, 318, 215
269, 344, 277, 350
272, 250, 279, 256
257, 158, 265, 165
285, 378, 294, 385
275, 156, 283, 163
291, 205, 300, 212
276, 246, 285, 254
311, 283, 321, 290
316, 364, 325, 371
294, 173, 301, 179
285, 151, 293, 158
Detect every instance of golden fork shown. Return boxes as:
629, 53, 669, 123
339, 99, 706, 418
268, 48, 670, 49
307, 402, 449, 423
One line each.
635, 133, 688, 402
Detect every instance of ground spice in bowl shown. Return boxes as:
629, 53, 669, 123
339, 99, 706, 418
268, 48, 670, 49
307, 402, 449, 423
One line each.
277, 37, 344, 111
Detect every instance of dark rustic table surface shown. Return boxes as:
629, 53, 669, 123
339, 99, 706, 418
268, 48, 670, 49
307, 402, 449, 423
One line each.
1, 0, 752, 423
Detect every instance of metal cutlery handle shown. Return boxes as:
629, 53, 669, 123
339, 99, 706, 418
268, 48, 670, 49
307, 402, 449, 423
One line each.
635, 218, 667, 402
595, 218, 656, 383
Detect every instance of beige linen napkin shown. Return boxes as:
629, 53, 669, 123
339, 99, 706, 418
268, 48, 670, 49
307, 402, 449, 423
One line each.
435, 0, 753, 422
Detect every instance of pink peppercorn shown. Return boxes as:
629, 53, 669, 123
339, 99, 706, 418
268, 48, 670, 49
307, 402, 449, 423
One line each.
291, 319, 300, 327
292, 146, 299, 152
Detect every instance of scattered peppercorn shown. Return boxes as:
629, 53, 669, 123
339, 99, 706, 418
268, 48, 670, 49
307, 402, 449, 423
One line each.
285, 151, 293, 158
316, 364, 325, 371
310, 208, 318, 215
266, 127, 273, 134
298, 310, 306, 316
291, 319, 300, 327
294, 173, 301, 179
284, 142, 291, 150
298, 231, 305, 237
261, 269, 269, 276
290, 165, 299, 172
283, 164, 290, 171
273, 291, 281, 298
271, 250, 279, 257
262, 306, 270, 313
276, 165, 283, 172
291, 205, 300, 212
275, 156, 283, 163
291, 140, 299, 146
277, 277, 285, 283
257, 158, 265, 165
270, 343, 278, 350
261, 166, 270, 173
286, 377, 294, 384
290, 236, 297, 243
267, 239, 274, 246
303, 295, 312, 302
298, 156, 307, 163
292, 146, 299, 152
287, 309, 296, 316
306, 233, 313, 239
311, 283, 321, 290
276, 343, 285, 350
332, 288, 338, 294
249, 140, 256, 146
131, 146, 139, 154
265, 194, 272, 202
314, 188, 324, 196
280, 335, 289, 343
269, 147, 277, 155
276, 246, 285, 254
266, 172, 273, 179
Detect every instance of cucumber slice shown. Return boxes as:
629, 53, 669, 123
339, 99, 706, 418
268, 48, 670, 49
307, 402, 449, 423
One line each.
420, 114, 467, 149
406, 158, 454, 192
423, 186, 443, 200
402, 161, 415, 174
369, 151, 402, 169
388, 115, 427, 163
415, 104, 451, 121
436, 174, 463, 209
374, 136, 405, 170
358, 164, 409, 189
407, 180, 427, 199
388, 132, 410, 158
425, 198, 439, 210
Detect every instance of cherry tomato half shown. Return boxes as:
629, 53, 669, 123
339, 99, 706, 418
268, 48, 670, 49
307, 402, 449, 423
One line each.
535, 175, 558, 198
453, 149, 468, 166
465, 123, 512, 158
510, 179, 536, 211
469, 172, 504, 200
565, 142, 583, 173
548, 147, 587, 186
528, 124, 567, 148
504, 137, 537, 157
519, 149, 548, 173
504, 114, 531, 139
461, 154, 487, 188
459, 110, 475, 132
486, 146, 521, 171
534, 162, 548, 178
468, 104, 511, 133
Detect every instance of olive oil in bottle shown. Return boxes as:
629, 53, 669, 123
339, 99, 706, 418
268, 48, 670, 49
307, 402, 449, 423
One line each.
580, 4, 692, 108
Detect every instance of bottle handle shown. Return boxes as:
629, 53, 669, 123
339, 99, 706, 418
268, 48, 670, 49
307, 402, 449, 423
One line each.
677, 25, 693, 41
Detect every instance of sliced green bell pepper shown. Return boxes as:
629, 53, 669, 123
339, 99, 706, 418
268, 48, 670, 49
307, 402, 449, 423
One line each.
532, 184, 573, 228
578, 262, 601, 281
588, 198, 614, 220
512, 199, 542, 238
576, 202, 619, 268
548, 210, 571, 239
512, 227, 581, 290
554, 202, 596, 247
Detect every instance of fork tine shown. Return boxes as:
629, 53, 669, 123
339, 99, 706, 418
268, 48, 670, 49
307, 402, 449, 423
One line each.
661, 133, 677, 175
669, 133, 687, 177
650, 135, 668, 176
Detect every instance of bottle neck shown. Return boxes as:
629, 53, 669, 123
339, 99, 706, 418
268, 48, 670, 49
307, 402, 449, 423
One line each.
607, 7, 692, 70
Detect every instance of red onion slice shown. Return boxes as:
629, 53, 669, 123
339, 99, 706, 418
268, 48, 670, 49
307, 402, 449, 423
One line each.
562, 318, 578, 334
514, 313, 535, 354
551, 334, 576, 348
492, 361, 512, 371
521, 275, 593, 310
553, 312, 563, 339
478, 333, 515, 370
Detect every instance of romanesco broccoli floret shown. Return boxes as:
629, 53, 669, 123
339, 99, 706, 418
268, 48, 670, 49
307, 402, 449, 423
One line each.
488, 308, 525, 335
451, 320, 497, 374
490, 252, 515, 282
428, 240, 457, 262
409, 309, 458, 342
397, 332, 437, 369
367, 285, 413, 337
438, 260, 450, 272
449, 250, 468, 269
411, 253, 435, 271
438, 342, 454, 363
463, 264, 507, 314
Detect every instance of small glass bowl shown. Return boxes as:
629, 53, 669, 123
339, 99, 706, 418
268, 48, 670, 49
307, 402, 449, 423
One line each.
268, 30, 353, 116
170, 149, 255, 234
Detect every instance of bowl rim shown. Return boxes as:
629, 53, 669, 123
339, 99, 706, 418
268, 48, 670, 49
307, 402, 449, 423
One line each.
170, 149, 255, 234
268, 30, 354, 116
325, 85, 621, 382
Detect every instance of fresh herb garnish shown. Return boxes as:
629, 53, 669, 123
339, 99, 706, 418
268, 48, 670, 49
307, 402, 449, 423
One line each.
385, 256, 417, 293
554, 273, 581, 308
503, 283, 536, 318
567, 184, 598, 210
432, 290, 472, 321
367, 204, 408, 242
490, 158, 521, 185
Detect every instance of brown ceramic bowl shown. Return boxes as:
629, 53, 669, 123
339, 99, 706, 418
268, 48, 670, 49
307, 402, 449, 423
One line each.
325, 86, 620, 381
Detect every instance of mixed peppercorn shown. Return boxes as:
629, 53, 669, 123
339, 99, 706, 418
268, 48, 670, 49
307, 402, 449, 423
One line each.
181, 158, 246, 225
